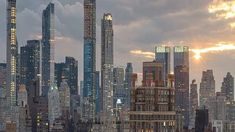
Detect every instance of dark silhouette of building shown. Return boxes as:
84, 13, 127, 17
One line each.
195, 108, 209, 132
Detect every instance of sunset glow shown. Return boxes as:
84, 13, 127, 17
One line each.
130, 43, 235, 60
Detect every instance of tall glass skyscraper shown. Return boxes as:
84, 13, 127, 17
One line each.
101, 13, 115, 131
42, 3, 55, 96
20, 40, 41, 92
83, 0, 96, 122
124, 63, 133, 110
155, 46, 171, 86
174, 46, 190, 128
6, 0, 17, 107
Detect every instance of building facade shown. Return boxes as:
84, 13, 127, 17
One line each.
189, 79, 198, 129
20, 40, 41, 94
199, 70, 215, 107
6, 0, 17, 108
124, 63, 133, 110
42, 3, 55, 96
155, 46, 171, 85
113, 67, 125, 108
130, 63, 176, 132
83, 0, 96, 122
101, 13, 115, 131
173, 46, 190, 128
221, 72, 234, 102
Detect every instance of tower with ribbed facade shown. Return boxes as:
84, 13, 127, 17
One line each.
83, 0, 96, 122
6, 0, 17, 109
101, 13, 116, 131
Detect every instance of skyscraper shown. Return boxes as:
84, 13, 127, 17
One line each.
221, 72, 234, 102
48, 84, 61, 130
6, 0, 17, 107
113, 67, 125, 107
55, 57, 78, 95
83, 0, 96, 122
101, 13, 115, 131
0, 63, 7, 98
199, 70, 215, 107
124, 63, 133, 109
189, 79, 198, 129
155, 46, 171, 85
174, 46, 190, 128
42, 3, 55, 96
20, 40, 41, 93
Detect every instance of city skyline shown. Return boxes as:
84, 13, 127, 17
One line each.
0, 0, 235, 90
1, 0, 235, 131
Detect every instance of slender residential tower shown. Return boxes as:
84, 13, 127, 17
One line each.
101, 13, 115, 131
83, 0, 96, 122
42, 3, 55, 96
174, 46, 190, 128
6, 0, 17, 108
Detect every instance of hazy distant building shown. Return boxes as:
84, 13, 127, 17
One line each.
124, 63, 133, 110
55, 57, 78, 95
189, 79, 198, 129
226, 101, 235, 122
59, 80, 70, 113
155, 46, 171, 85
42, 3, 55, 96
221, 72, 234, 102
83, 0, 96, 122
207, 92, 226, 122
200, 70, 215, 107
130, 64, 176, 131
174, 46, 190, 128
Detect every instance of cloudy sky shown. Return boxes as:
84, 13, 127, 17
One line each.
1, 0, 235, 91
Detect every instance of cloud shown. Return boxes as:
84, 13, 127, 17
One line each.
0, 0, 235, 89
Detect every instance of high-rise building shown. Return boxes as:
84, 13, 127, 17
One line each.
130, 66, 176, 131
48, 84, 61, 130
95, 71, 100, 115
59, 80, 70, 113
55, 57, 78, 95
195, 108, 209, 132
27, 80, 49, 132
83, 0, 96, 122
199, 70, 215, 107
42, 3, 55, 96
6, 0, 17, 108
113, 67, 125, 108
65, 57, 78, 95
124, 63, 133, 109
155, 46, 171, 85
101, 13, 115, 131
0, 63, 7, 98
207, 92, 226, 122
189, 79, 198, 129
174, 46, 190, 128
20, 40, 41, 93
221, 72, 234, 102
